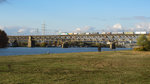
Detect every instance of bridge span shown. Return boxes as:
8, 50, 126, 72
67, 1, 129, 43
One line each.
8, 34, 143, 47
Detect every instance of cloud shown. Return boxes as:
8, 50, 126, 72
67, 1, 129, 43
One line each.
120, 16, 150, 21
73, 26, 97, 33
0, 25, 5, 30
104, 23, 123, 32
136, 24, 143, 29
0, 26, 34, 35
30, 29, 35, 33
113, 24, 122, 29
134, 16, 150, 21
0, 0, 7, 3
91, 17, 107, 21
18, 29, 25, 33
135, 22, 150, 30
105, 22, 150, 32
75, 28, 81, 32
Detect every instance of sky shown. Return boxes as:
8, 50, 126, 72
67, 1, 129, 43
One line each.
0, 0, 150, 35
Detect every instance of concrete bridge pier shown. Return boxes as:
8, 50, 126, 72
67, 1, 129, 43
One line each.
61, 42, 64, 48
61, 42, 69, 48
28, 36, 33, 48
110, 42, 116, 49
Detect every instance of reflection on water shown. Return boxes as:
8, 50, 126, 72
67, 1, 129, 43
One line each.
0, 47, 132, 56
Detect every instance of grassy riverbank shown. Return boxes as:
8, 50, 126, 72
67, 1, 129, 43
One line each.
0, 51, 150, 84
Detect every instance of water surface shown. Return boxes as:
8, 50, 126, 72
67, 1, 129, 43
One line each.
0, 47, 132, 56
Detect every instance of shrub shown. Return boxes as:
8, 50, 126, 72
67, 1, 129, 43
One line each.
40, 42, 47, 47
133, 47, 148, 51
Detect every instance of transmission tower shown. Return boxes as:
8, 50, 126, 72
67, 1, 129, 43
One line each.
35, 28, 39, 35
42, 23, 46, 35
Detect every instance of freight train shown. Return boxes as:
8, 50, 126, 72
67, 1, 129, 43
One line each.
59, 31, 147, 35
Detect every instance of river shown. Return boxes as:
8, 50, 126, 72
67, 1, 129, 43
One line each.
0, 47, 132, 56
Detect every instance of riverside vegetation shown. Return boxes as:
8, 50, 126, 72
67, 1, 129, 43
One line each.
0, 30, 8, 48
0, 51, 150, 84
134, 34, 150, 51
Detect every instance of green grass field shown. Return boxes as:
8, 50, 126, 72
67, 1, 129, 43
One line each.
0, 51, 150, 84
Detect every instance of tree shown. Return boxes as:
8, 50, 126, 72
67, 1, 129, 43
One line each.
12, 40, 18, 47
63, 42, 69, 48
40, 42, 47, 47
0, 30, 9, 48
136, 35, 150, 51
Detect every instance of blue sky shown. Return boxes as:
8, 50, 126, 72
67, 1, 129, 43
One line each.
0, 0, 150, 35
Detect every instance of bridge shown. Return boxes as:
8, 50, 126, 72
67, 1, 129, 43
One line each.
8, 34, 143, 48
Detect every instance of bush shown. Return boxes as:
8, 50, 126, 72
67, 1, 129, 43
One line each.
40, 42, 47, 47
18, 42, 28, 47
133, 47, 148, 51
